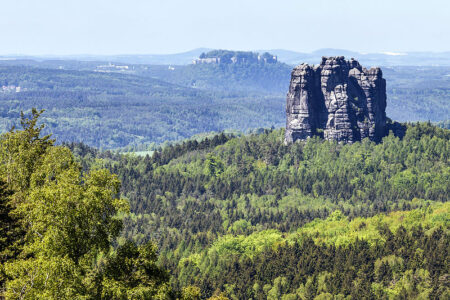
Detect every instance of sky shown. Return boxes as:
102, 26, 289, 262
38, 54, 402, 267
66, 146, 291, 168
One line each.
1, 0, 449, 55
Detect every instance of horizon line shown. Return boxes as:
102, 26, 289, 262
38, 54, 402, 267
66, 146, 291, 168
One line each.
1, 48, 450, 58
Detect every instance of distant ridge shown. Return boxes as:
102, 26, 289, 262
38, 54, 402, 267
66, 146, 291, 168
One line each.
0, 48, 212, 65
2, 48, 450, 66
263, 48, 450, 66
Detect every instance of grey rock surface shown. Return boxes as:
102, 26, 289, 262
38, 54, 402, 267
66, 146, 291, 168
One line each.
285, 56, 387, 144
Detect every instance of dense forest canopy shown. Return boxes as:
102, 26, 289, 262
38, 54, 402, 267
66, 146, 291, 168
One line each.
67, 121, 449, 299
0, 110, 448, 299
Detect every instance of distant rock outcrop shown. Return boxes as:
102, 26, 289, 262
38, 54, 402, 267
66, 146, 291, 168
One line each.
285, 56, 387, 144
193, 50, 277, 65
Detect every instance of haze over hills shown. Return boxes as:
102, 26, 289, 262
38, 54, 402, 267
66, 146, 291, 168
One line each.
265, 49, 450, 66
0, 64, 286, 149
0, 48, 211, 66
2, 48, 450, 66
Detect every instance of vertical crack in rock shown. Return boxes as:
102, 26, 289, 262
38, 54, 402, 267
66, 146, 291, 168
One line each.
285, 56, 387, 144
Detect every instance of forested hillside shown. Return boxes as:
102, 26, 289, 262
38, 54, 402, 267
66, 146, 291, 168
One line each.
69, 121, 449, 299
140, 62, 291, 94
1, 111, 449, 298
382, 66, 450, 121
140, 50, 290, 94
0, 61, 448, 149
0, 66, 284, 148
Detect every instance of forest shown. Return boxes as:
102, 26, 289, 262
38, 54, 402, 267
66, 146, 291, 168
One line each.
1, 110, 449, 299
0, 60, 448, 149
0, 65, 285, 149
0, 50, 449, 299
71, 118, 448, 299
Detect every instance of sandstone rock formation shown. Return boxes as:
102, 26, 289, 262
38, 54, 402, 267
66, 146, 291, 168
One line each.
285, 56, 387, 144
193, 50, 277, 65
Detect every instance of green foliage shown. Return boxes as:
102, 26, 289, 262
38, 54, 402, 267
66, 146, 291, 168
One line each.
3, 111, 448, 299
177, 215, 448, 299
176, 203, 448, 297
0, 108, 54, 200
207, 292, 229, 300
181, 286, 201, 300
100, 123, 449, 250
0, 111, 172, 299
68, 122, 449, 299
101, 241, 171, 299
0, 179, 23, 295
204, 153, 224, 178
294, 202, 449, 246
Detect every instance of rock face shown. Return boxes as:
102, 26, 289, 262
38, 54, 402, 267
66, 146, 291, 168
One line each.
193, 50, 277, 65
285, 56, 387, 144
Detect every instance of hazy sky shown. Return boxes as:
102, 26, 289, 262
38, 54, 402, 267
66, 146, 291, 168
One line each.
2, 0, 449, 55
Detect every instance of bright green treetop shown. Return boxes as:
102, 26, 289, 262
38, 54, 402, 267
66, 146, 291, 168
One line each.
0, 110, 172, 299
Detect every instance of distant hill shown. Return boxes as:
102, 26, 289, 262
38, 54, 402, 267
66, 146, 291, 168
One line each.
139, 51, 292, 94
383, 66, 450, 121
0, 48, 212, 66
193, 50, 278, 65
0, 66, 285, 148
3, 48, 450, 66
265, 48, 450, 66
0, 50, 293, 95
137, 58, 450, 121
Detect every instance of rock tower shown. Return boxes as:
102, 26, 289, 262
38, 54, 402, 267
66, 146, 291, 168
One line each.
285, 56, 387, 144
